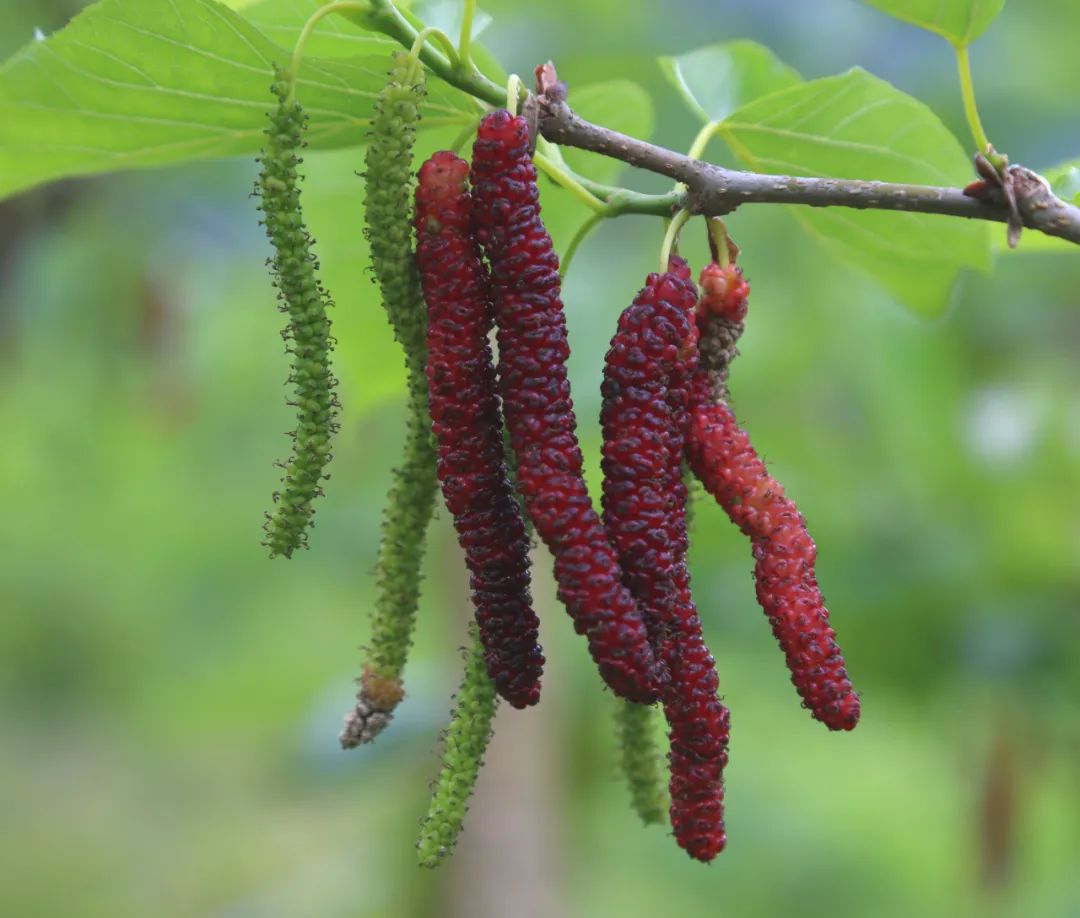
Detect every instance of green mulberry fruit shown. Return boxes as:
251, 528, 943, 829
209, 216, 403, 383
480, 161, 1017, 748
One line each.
257, 68, 340, 559
341, 51, 439, 747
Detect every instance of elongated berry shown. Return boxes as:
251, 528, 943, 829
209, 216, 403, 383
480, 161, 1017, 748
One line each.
257, 69, 339, 558
470, 109, 661, 704
665, 260, 732, 862
687, 265, 860, 731
365, 51, 431, 377
600, 260, 698, 664
664, 561, 731, 861
416, 627, 498, 868
341, 53, 438, 747
414, 150, 543, 708
614, 699, 666, 826
601, 258, 729, 861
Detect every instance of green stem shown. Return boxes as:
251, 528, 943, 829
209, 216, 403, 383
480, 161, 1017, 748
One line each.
505, 73, 524, 114
687, 121, 721, 161
333, 0, 688, 225
604, 188, 681, 218
288, 1, 372, 100
536, 137, 617, 212
659, 208, 691, 271
661, 120, 719, 206
534, 152, 606, 213
459, 0, 476, 67
536, 136, 566, 166
365, 0, 504, 106
559, 212, 604, 278
409, 26, 459, 64
955, 45, 990, 153
320, 0, 680, 219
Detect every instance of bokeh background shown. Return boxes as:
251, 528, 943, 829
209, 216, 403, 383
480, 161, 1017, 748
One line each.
2, 1, 1079, 915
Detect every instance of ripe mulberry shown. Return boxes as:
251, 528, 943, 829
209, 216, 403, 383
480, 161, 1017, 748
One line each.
687, 264, 860, 731
470, 109, 661, 704
414, 150, 544, 709
601, 257, 730, 861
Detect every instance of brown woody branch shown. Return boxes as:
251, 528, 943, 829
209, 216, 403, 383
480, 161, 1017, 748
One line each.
533, 66, 1080, 247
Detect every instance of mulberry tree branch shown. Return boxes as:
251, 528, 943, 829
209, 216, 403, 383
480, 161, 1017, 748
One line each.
360, 3, 1080, 247
534, 82, 1080, 246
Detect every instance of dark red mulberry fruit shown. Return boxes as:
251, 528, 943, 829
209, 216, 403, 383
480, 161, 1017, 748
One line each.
470, 109, 661, 704
600, 258, 698, 664
687, 265, 860, 731
414, 150, 544, 708
601, 256, 730, 861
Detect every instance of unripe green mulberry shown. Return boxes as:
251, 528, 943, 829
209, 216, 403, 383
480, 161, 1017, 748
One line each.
416, 627, 498, 868
614, 699, 667, 826
364, 51, 429, 375
258, 68, 340, 559
341, 51, 438, 747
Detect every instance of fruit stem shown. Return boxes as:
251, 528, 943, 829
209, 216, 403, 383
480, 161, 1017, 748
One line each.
288, 1, 373, 101
505, 73, 524, 114
659, 209, 691, 272
458, 0, 476, 68
955, 44, 991, 155
560, 212, 604, 278
410, 27, 459, 64
533, 150, 606, 213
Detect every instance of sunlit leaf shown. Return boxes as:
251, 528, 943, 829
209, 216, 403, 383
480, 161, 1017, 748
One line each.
720, 68, 992, 315
240, 0, 397, 58
0, 0, 475, 201
658, 40, 801, 125
859, 0, 1006, 46
220, 0, 508, 104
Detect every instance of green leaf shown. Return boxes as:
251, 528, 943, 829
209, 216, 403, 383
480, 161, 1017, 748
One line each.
659, 40, 801, 125
561, 80, 654, 184
859, 0, 1006, 46
241, 0, 398, 58
0, 0, 475, 202
238, 0, 496, 62
1043, 160, 1080, 206
719, 67, 992, 316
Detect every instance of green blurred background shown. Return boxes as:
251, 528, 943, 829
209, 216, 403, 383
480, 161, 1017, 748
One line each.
2, 1, 1079, 915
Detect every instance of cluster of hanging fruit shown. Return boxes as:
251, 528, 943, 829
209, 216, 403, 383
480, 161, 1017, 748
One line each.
256, 49, 859, 867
